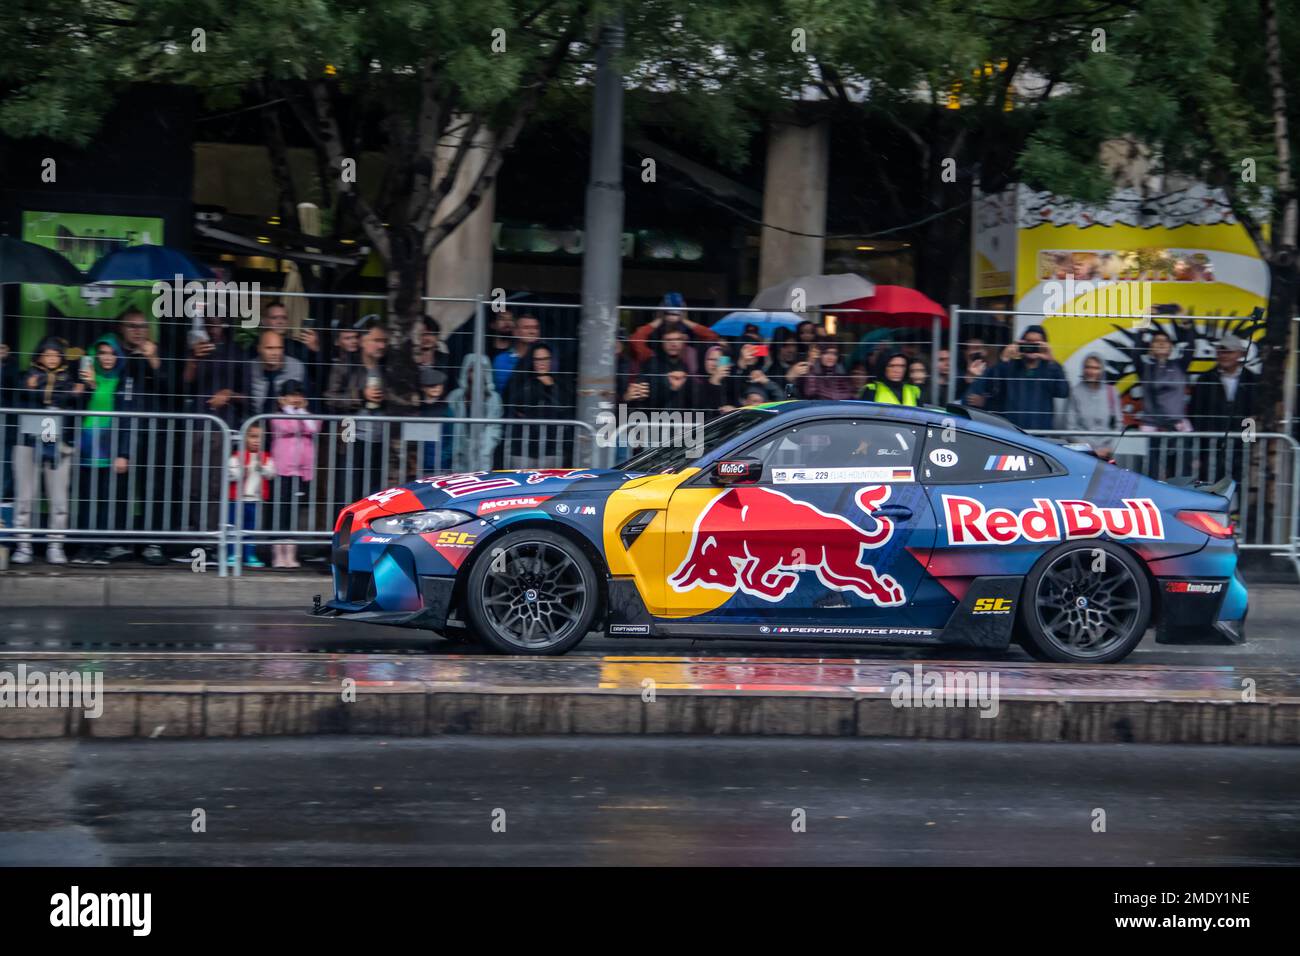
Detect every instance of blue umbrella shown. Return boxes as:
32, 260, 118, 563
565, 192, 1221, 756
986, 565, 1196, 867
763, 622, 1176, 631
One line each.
710, 311, 804, 338
85, 244, 214, 282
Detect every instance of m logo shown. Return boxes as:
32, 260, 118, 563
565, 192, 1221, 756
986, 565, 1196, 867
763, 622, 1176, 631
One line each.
984, 454, 1028, 472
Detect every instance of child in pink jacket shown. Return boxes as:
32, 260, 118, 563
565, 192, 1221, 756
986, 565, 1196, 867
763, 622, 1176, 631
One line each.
268, 380, 321, 568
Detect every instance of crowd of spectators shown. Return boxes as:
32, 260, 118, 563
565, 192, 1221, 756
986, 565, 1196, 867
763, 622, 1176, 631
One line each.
0, 292, 1265, 568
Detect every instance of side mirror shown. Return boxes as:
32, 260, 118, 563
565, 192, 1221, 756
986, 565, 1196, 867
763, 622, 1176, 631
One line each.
712, 457, 762, 485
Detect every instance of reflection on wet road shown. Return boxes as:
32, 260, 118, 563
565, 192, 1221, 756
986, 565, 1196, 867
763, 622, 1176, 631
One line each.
1, 609, 1296, 700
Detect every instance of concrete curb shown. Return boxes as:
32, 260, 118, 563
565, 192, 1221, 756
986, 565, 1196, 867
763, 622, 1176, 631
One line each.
2, 687, 1296, 745
0, 573, 322, 608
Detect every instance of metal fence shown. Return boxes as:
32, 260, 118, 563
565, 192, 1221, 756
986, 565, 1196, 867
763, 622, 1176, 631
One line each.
1028, 429, 1300, 570
946, 307, 1295, 434
228, 412, 597, 574
0, 407, 232, 574
0, 405, 594, 574
2, 407, 1297, 578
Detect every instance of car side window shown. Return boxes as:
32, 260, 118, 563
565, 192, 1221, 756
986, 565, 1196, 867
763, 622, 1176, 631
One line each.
742, 420, 920, 479
921, 428, 1056, 483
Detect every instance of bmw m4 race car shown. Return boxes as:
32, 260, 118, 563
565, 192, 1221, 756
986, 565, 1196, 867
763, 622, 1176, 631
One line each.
314, 401, 1247, 663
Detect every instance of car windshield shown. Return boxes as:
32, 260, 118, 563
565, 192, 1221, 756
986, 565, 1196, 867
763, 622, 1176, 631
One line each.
619, 407, 776, 474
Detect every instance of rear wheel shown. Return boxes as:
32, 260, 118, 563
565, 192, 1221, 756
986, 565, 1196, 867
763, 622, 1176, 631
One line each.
1018, 541, 1151, 664
464, 529, 598, 655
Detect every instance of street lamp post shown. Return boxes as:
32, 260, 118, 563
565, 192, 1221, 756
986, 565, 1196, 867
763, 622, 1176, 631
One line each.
576, 16, 625, 467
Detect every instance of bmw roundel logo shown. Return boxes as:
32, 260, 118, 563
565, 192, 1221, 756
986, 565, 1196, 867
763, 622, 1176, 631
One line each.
759, 625, 770, 634
554, 503, 570, 515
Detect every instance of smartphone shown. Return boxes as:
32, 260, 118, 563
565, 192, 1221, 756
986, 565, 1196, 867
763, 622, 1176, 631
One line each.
717, 355, 731, 369
79, 355, 93, 374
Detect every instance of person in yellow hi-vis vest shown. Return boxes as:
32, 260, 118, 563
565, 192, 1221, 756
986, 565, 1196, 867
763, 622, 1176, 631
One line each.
860, 351, 921, 405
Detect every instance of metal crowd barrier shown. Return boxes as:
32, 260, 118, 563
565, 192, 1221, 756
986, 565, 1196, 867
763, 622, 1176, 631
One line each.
231, 412, 597, 574
0, 407, 233, 575
1031, 428, 1300, 575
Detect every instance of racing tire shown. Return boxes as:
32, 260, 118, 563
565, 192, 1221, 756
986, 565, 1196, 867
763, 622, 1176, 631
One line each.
464, 529, 599, 655
1018, 540, 1151, 664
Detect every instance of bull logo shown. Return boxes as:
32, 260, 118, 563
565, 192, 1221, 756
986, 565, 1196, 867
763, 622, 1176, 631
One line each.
668, 485, 905, 606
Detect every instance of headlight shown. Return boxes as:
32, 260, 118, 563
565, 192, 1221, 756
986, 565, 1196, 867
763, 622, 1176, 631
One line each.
368, 509, 473, 535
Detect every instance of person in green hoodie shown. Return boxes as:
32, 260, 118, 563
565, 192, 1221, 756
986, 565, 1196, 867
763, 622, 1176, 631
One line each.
72, 334, 136, 565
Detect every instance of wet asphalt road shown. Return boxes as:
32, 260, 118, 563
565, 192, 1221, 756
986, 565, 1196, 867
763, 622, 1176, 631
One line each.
2, 736, 1298, 866
1, 587, 1298, 667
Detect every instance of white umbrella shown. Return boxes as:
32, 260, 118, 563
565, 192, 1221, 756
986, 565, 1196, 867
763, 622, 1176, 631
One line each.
750, 273, 875, 311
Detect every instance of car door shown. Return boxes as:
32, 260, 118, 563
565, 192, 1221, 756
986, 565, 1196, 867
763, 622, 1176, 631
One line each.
919, 424, 1065, 585
661, 416, 938, 626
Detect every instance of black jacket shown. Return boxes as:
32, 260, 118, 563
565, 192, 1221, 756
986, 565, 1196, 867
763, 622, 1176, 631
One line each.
1189, 367, 1260, 433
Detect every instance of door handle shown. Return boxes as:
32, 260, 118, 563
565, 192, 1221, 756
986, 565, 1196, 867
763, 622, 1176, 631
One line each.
874, 505, 913, 520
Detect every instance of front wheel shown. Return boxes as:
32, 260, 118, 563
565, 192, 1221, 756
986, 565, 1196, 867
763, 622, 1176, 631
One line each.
1018, 541, 1151, 664
464, 529, 599, 655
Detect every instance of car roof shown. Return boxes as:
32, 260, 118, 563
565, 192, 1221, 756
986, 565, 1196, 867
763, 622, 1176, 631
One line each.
756, 400, 1027, 438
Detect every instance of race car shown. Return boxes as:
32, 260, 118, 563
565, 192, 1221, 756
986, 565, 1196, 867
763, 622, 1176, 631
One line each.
313, 401, 1247, 663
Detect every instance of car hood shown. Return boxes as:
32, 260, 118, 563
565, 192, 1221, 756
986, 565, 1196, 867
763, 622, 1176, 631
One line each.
366, 468, 644, 517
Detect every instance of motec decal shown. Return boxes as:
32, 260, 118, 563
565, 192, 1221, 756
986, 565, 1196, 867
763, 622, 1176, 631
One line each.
942, 495, 1164, 546
668, 485, 905, 606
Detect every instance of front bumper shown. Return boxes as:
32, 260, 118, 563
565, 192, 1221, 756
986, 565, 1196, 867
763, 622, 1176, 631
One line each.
312, 575, 456, 631
319, 509, 461, 631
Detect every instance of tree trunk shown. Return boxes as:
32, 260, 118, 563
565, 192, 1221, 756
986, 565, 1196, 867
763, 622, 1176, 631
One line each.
384, 233, 426, 402
1255, 0, 1296, 430
1259, 255, 1297, 428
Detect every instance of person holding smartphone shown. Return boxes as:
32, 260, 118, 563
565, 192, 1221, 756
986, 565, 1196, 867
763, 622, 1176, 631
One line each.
964, 324, 1068, 429
697, 345, 734, 416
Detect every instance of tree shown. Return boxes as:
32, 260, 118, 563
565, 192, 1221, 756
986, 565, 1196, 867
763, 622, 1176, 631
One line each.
1018, 0, 1298, 427
0, 0, 593, 363
679, 0, 1141, 308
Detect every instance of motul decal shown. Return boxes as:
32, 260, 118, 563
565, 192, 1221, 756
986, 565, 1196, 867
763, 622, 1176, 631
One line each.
668, 485, 905, 606
942, 495, 1164, 546
477, 495, 551, 515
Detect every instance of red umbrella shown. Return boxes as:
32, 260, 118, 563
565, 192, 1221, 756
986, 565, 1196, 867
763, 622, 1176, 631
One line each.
831, 285, 949, 329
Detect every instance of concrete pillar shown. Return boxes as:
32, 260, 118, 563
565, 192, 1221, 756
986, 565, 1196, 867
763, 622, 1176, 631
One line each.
758, 118, 829, 288
426, 119, 497, 335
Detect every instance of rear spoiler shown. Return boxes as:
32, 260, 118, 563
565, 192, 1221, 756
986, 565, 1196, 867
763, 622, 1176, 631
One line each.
1166, 475, 1237, 509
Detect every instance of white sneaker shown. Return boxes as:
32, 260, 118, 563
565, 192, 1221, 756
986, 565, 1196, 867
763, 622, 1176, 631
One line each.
12, 545, 33, 565
46, 544, 68, 565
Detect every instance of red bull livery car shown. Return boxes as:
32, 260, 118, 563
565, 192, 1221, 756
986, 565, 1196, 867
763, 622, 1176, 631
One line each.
314, 401, 1247, 663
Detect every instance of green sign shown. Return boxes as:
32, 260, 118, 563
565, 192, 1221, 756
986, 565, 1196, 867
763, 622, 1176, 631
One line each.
19, 210, 164, 359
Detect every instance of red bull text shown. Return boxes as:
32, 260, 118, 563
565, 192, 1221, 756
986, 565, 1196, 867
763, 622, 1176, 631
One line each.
942, 495, 1164, 546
